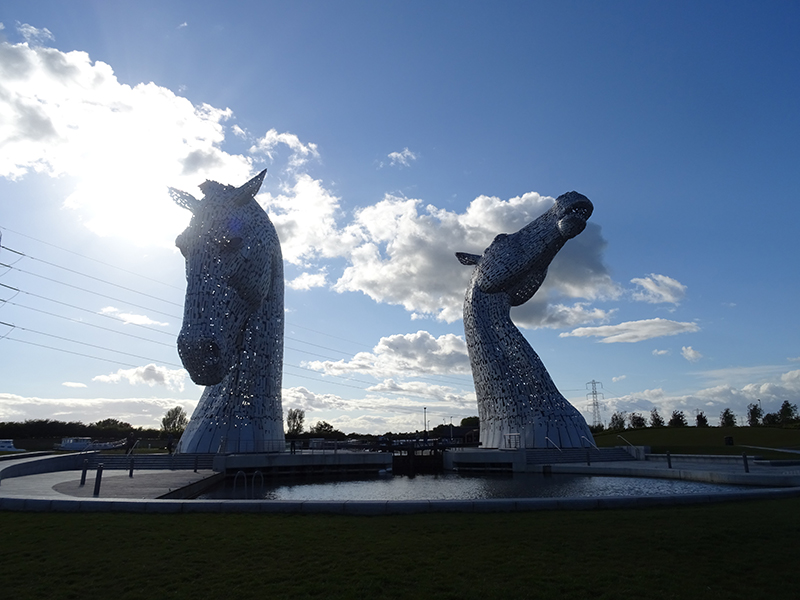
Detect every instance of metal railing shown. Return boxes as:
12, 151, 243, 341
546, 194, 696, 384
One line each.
581, 436, 600, 451
216, 437, 287, 454
616, 434, 635, 447
544, 437, 562, 451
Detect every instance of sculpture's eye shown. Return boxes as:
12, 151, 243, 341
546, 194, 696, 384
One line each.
223, 237, 243, 253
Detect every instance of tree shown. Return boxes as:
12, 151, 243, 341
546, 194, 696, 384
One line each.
650, 408, 665, 428
746, 403, 763, 427
763, 412, 779, 427
719, 408, 737, 427
161, 406, 188, 434
286, 408, 305, 436
460, 416, 479, 427
92, 418, 132, 430
696, 411, 709, 427
609, 411, 626, 431
668, 410, 687, 427
778, 400, 798, 425
628, 413, 647, 429
309, 421, 335, 435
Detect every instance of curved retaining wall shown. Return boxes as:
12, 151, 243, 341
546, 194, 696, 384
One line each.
0, 452, 86, 481
3, 486, 800, 514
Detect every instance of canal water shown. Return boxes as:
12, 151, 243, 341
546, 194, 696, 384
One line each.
197, 472, 754, 501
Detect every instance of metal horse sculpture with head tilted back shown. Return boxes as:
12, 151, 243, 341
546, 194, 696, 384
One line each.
170, 170, 285, 453
456, 191, 596, 450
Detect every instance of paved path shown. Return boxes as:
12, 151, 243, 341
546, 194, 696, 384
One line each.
0, 469, 216, 499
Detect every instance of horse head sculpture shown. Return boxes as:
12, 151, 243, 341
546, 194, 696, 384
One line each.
457, 191, 595, 449
170, 170, 285, 453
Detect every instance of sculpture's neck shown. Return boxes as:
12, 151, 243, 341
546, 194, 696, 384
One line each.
463, 275, 517, 353
209, 301, 284, 401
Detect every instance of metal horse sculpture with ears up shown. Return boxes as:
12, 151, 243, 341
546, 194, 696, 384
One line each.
456, 191, 596, 450
169, 170, 285, 454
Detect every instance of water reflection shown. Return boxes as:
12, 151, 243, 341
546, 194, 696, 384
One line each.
198, 473, 752, 501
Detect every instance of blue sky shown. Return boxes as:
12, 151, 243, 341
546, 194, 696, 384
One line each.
1, 1, 798, 433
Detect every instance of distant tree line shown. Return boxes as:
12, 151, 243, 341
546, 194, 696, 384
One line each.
745, 400, 798, 427
0, 418, 162, 440
283, 410, 480, 441
601, 401, 799, 431
0, 407, 190, 440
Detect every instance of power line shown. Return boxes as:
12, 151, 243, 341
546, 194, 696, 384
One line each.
2, 291, 468, 388
282, 364, 466, 412
0, 225, 182, 290
3, 336, 465, 422
3, 246, 467, 381
0, 262, 181, 319
0, 298, 174, 348
0, 283, 175, 336
2, 241, 471, 383
1, 244, 184, 307
0, 228, 475, 395
4, 337, 142, 368
1, 280, 467, 389
0, 320, 182, 368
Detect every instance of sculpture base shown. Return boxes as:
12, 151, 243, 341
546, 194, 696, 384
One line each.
479, 413, 595, 450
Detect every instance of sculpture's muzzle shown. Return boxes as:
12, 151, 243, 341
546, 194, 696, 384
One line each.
177, 334, 227, 386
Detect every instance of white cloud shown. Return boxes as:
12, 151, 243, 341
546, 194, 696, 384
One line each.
281, 385, 473, 434
0, 38, 252, 247
305, 330, 470, 379
631, 273, 687, 304
17, 23, 54, 45
0, 392, 196, 428
62, 381, 87, 388
178, 22, 188, 29
561, 318, 700, 343
287, 271, 328, 290
516, 301, 614, 330
92, 364, 187, 391
367, 379, 472, 406
612, 375, 627, 383
652, 349, 670, 356
258, 173, 360, 266
387, 147, 417, 167
693, 364, 791, 388
578, 368, 800, 426
681, 346, 702, 362
250, 128, 320, 169
100, 307, 169, 327
331, 193, 618, 324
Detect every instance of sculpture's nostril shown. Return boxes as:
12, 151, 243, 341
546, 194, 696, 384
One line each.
178, 336, 226, 385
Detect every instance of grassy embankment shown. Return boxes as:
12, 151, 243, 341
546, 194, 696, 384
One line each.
594, 426, 800, 459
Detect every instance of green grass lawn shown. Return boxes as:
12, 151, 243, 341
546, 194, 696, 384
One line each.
1, 497, 799, 600
594, 426, 800, 458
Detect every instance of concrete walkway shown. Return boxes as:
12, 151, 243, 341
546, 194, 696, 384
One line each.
1, 453, 799, 514
544, 454, 800, 487
0, 469, 217, 500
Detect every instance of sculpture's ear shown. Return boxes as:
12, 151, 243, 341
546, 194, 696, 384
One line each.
456, 252, 481, 266
169, 188, 200, 213
233, 169, 267, 206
